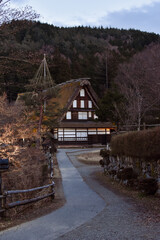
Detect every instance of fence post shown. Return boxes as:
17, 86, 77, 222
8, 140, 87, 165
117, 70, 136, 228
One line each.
0, 172, 2, 212
0, 158, 9, 217
0, 173, 6, 217
51, 181, 55, 200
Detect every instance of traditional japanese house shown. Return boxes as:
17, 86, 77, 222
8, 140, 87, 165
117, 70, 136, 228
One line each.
17, 56, 115, 145
51, 78, 115, 145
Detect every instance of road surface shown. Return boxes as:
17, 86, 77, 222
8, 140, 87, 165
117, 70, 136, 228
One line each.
0, 148, 159, 240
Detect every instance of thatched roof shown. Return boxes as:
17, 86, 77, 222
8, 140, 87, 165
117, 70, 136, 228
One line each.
17, 78, 115, 129
48, 78, 99, 120
17, 78, 98, 120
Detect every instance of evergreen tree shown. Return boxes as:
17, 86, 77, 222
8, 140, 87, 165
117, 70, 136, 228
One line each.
96, 88, 126, 129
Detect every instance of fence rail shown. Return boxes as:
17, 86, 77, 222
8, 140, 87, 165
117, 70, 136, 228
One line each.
7, 193, 54, 209
1, 181, 55, 212
5, 182, 54, 195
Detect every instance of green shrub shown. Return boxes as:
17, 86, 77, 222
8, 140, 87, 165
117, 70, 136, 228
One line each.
138, 178, 158, 195
110, 127, 160, 160
100, 149, 110, 158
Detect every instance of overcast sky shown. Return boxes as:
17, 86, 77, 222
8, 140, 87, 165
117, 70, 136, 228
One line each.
11, 0, 160, 34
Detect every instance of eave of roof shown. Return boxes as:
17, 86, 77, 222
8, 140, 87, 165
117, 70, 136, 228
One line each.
58, 121, 115, 128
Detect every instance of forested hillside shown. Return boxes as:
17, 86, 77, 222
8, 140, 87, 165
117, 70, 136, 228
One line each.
0, 20, 159, 101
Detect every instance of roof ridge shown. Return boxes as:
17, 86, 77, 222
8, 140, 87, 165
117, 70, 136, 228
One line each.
57, 78, 90, 87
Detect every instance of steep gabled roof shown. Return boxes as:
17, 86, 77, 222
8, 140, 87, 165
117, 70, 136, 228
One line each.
17, 78, 99, 122
48, 78, 99, 121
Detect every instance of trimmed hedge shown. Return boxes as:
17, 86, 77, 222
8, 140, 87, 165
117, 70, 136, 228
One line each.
110, 127, 160, 160
100, 149, 110, 158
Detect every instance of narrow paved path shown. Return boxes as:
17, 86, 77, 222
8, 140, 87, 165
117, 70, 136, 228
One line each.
55, 150, 160, 240
0, 149, 105, 240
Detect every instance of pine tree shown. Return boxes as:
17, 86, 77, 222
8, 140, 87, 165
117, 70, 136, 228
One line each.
96, 87, 126, 130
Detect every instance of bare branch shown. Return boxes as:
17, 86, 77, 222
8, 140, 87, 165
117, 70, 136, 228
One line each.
115, 43, 160, 129
0, 0, 39, 26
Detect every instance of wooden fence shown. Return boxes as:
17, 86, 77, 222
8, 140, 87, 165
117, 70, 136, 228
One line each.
0, 181, 55, 214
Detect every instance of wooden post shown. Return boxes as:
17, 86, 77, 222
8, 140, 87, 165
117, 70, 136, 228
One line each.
0, 173, 6, 217
37, 103, 44, 146
0, 173, 2, 212
50, 149, 54, 178
2, 192, 6, 216
0, 159, 9, 217
51, 181, 55, 200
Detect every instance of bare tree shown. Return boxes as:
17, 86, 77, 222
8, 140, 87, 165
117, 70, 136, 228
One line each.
0, 0, 39, 26
115, 43, 160, 130
0, 93, 35, 144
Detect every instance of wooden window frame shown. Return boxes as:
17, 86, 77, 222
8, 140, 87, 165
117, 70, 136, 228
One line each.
73, 100, 77, 108
80, 89, 85, 97
66, 111, 72, 119
88, 100, 92, 108
78, 112, 88, 120
80, 100, 85, 108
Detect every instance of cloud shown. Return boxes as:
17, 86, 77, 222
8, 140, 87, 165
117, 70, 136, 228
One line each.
99, 2, 160, 33
10, 0, 160, 34
12, 0, 28, 4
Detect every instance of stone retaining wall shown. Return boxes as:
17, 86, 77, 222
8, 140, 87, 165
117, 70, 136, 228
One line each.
100, 152, 160, 195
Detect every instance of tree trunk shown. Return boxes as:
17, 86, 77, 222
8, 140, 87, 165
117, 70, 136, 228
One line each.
37, 103, 43, 146
137, 111, 141, 131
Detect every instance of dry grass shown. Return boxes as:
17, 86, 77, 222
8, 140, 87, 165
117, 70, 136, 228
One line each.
0, 154, 65, 231
1, 146, 50, 218
77, 151, 101, 164
0, 94, 66, 230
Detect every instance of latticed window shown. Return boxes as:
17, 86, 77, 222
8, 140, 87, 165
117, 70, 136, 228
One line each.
78, 112, 87, 119
73, 100, 77, 108
66, 111, 71, 119
88, 111, 92, 118
88, 100, 92, 108
80, 89, 85, 97
80, 100, 85, 108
